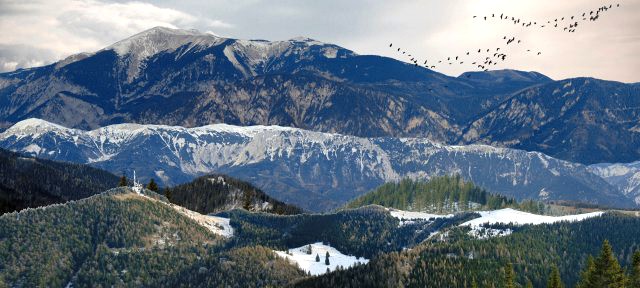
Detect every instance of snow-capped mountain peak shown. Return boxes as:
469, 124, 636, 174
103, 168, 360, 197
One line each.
105, 26, 224, 57
5, 118, 74, 136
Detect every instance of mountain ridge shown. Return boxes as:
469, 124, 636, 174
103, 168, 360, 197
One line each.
0, 118, 631, 211
1, 27, 638, 164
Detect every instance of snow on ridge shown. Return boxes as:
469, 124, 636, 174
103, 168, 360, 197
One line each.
5, 118, 72, 133
139, 192, 234, 238
461, 208, 604, 228
458, 208, 604, 239
274, 242, 368, 275
388, 208, 454, 226
105, 26, 224, 57
589, 162, 640, 178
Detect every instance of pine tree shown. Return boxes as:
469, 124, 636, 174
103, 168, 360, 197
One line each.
576, 256, 596, 288
118, 175, 128, 187
577, 240, 626, 288
306, 245, 312, 255
525, 278, 534, 288
325, 251, 330, 266
630, 250, 640, 288
164, 188, 173, 201
316, 254, 320, 262
504, 263, 516, 288
147, 178, 158, 192
471, 279, 479, 288
547, 265, 564, 288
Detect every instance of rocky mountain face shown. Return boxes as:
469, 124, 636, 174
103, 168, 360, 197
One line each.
0, 118, 631, 211
461, 78, 640, 164
589, 161, 640, 205
0, 29, 556, 151
1, 27, 637, 164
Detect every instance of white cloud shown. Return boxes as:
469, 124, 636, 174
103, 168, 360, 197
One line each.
0, 0, 232, 72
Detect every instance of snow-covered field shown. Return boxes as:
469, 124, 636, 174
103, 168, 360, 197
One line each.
460, 208, 603, 238
388, 208, 453, 226
460, 208, 604, 227
274, 243, 368, 275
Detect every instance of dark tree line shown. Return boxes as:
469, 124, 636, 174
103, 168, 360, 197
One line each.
163, 174, 302, 215
0, 148, 119, 214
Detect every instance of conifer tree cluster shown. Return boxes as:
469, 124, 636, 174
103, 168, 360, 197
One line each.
346, 175, 546, 214
500, 240, 639, 288
576, 240, 629, 288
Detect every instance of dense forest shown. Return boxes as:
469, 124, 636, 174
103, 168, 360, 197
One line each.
0, 188, 224, 287
346, 175, 547, 214
293, 213, 640, 287
164, 174, 303, 215
222, 206, 477, 259
0, 148, 119, 214
2, 184, 640, 287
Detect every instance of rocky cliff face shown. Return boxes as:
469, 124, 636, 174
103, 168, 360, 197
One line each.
0, 118, 630, 211
461, 78, 640, 164
589, 161, 640, 205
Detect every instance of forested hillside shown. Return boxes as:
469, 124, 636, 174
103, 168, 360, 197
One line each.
222, 206, 476, 259
346, 175, 546, 214
2, 185, 639, 287
0, 148, 119, 214
0, 187, 310, 287
293, 213, 640, 287
164, 174, 303, 215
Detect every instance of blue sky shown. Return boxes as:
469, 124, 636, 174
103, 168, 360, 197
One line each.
0, 0, 638, 82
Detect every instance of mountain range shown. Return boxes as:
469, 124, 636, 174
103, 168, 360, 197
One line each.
1, 27, 638, 164
0, 118, 632, 211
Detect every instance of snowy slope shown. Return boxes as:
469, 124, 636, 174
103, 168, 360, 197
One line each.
461, 208, 604, 227
166, 202, 233, 238
388, 208, 454, 226
274, 243, 368, 275
0, 118, 630, 211
459, 208, 604, 239
137, 191, 234, 237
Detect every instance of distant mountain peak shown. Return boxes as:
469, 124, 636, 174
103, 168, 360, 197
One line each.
6, 118, 71, 135
458, 69, 552, 83
105, 26, 222, 56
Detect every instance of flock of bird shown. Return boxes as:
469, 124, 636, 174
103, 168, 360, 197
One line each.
389, 3, 621, 72
473, 3, 620, 33
389, 35, 533, 71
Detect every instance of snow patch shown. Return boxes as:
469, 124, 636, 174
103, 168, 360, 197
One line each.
388, 208, 453, 226
23, 144, 42, 154
461, 208, 603, 239
140, 193, 234, 238
169, 203, 233, 237
274, 243, 368, 275
461, 208, 603, 227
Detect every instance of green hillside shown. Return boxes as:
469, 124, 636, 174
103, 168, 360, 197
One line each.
293, 213, 640, 288
346, 175, 545, 214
